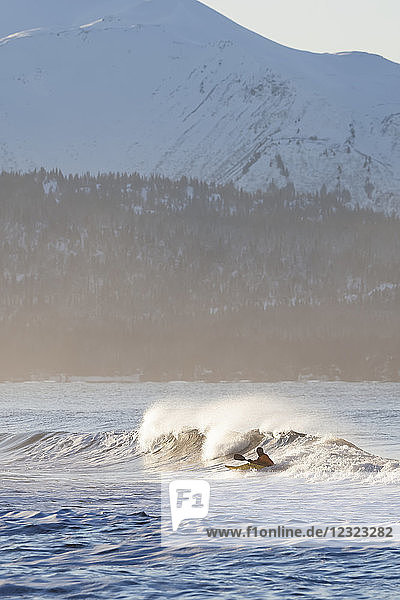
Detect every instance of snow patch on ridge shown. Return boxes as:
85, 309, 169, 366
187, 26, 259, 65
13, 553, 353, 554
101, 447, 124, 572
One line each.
0, 28, 42, 45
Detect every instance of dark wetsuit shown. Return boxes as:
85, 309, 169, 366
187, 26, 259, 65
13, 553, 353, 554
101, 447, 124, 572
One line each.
250, 453, 274, 466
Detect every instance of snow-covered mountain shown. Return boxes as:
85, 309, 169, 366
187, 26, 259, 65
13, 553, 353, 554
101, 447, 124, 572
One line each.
1, 0, 400, 211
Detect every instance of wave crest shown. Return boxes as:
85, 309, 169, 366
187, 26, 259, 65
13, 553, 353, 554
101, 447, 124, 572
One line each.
0, 430, 138, 466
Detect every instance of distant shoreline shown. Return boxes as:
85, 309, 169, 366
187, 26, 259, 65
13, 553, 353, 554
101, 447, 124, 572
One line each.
0, 376, 399, 384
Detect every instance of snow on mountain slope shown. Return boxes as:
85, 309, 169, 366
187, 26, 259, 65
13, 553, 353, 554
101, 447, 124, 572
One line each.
1, 0, 399, 211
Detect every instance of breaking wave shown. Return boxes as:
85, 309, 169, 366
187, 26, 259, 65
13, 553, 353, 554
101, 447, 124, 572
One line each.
137, 400, 400, 483
0, 430, 138, 467
0, 398, 399, 483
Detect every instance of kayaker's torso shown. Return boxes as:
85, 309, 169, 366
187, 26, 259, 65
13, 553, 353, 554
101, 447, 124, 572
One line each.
252, 454, 274, 466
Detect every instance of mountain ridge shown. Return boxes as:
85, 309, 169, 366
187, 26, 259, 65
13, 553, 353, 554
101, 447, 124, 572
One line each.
1, 0, 400, 212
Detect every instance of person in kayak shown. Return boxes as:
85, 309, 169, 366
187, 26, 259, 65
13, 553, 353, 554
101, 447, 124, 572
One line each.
249, 447, 274, 466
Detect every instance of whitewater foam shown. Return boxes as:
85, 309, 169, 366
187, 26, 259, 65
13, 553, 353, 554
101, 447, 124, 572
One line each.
137, 396, 313, 458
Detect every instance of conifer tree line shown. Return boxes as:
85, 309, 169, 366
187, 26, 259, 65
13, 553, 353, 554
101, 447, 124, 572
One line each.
0, 169, 399, 381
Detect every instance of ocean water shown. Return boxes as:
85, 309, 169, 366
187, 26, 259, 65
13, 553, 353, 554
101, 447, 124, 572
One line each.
0, 381, 399, 599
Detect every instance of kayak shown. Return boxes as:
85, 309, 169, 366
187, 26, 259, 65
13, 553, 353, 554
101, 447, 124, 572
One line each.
225, 463, 267, 471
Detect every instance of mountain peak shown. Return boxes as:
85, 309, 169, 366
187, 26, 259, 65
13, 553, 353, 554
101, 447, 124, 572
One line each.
0, 0, 399, 212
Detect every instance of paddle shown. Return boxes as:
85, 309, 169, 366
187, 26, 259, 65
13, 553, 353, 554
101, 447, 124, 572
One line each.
234, 453, 252, 462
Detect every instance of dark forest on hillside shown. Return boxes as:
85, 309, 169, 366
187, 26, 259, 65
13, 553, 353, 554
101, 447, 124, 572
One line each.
0, 170, 399, 381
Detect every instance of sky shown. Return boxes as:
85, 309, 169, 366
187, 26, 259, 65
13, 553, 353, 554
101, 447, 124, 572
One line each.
199, 0, 400, 64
